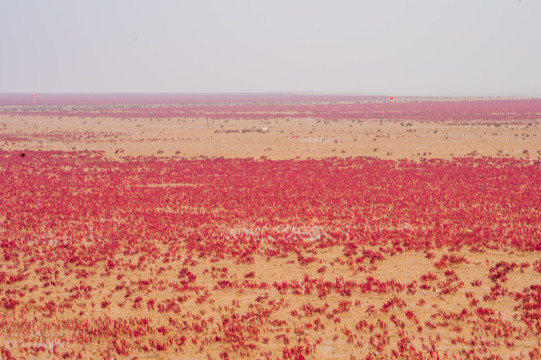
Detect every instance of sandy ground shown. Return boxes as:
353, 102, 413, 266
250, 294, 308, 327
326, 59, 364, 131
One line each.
0, 110, 540, 359
2, 244, 540, 359
0, 115, 539, 160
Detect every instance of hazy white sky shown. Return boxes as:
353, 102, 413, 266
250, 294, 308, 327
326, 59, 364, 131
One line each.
1, 0, 540, 96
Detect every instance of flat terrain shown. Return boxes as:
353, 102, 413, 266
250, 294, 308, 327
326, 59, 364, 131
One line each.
0, 114, 539, 160
0, 96, 540, 359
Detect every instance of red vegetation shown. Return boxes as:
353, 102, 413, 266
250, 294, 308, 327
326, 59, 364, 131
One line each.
0, 150, 539, 358
3, 96, 541, 125
1, 151, 539, 256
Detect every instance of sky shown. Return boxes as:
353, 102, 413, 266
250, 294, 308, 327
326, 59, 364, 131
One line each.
1, 0, 540, 96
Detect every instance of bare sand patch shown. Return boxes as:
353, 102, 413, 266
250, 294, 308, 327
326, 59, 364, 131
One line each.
0, 115, 539, 160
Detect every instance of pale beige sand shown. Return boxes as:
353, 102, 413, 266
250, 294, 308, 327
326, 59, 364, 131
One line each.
0, 115, 539, 160
1, 246, 540, 359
